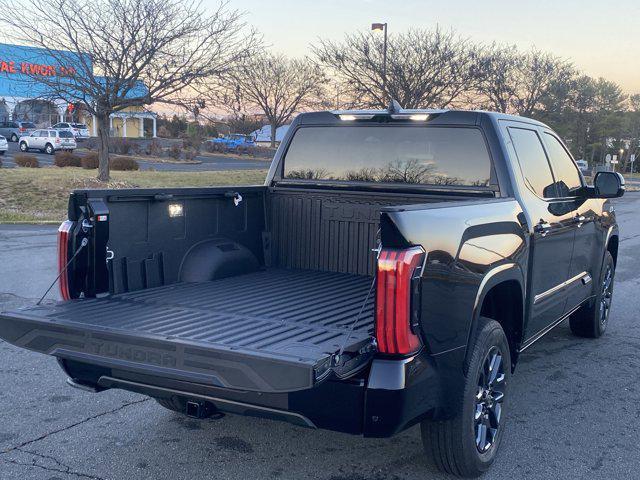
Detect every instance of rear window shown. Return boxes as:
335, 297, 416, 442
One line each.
72, 124, 87, 129
282, 126, 492, 187
21, 122, 36, 128
59, 131, 74, 138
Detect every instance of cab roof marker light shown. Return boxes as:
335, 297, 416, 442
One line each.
338, 114, 375, 121
390, 113, 430, 121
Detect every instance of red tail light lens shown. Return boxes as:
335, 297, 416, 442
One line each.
375, 246, 425, 355
57, 220, 73, 300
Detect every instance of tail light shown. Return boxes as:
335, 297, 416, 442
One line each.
375, 246, 425, 355
19, 127, 25, 132
57, 220, 74, 300
55, 138, 61, 144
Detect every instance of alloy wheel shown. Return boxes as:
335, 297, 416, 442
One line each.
599, 265, 613, 327
474, 346, 506, 453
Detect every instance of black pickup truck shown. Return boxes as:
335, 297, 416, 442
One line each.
0, 108, 624, 477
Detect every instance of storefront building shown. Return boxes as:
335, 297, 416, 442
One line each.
0, 43, 156, 138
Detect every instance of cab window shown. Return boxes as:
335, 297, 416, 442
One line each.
543, 133, 582, 197
508, 127, 557, 198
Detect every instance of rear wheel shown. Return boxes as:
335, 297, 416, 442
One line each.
570, 251, 615, 338
422, 317, 510, 477
10, 133, 18, 142
19, 141, 28, 152
45, 143, 54, 155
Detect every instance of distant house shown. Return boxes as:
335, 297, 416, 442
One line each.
251, 124, 290, 146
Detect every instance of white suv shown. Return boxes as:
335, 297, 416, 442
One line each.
0, 134, 7, 156
19, 129, 77, 155
52, 122, 90, 139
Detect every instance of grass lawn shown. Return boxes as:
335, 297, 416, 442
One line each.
0, 167, 268, 223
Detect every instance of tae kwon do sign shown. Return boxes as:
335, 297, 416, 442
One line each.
0, 59, 76, 77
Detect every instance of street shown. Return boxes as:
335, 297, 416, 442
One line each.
0, 194, 640, 480
0, 141, 270, 172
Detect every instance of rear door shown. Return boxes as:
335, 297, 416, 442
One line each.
504, 124, 577, 341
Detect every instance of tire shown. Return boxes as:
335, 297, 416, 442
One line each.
570, 251, 615, 338
19, 142, 28, 152
45, 143, 54, 155
11, 133, 18, 142
422, 317, 511, 478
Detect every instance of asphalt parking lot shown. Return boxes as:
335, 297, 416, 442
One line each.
1, 194, 640, 480
1, 140, 270, 172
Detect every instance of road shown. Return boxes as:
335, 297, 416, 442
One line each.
1, 194, 640, 479
0, 141, 270, 172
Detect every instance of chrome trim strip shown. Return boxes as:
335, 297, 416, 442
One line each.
97, 376, 317, 428
533, 271, 588, 304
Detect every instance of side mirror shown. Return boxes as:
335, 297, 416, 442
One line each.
593, 171, 625, 198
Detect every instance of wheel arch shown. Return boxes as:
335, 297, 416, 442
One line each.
465, 263, 525, 372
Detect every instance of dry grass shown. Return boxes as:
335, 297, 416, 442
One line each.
0, 167, 267, 223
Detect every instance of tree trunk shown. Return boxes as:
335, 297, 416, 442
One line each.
270, 122, 277, 149
96, 112, 111, 182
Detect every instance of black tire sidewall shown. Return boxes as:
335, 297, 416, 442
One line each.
20, 142, 27, 151
46, 144, 54, 155
460, 319, 511, 473
11, 134, 18, 142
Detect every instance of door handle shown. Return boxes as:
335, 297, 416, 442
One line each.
534, 221, 551, 237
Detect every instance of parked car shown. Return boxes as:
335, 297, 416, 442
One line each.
19, 129, 77, 154
51, 122, 88, 139
0, 121, 37, 142
209, 133, 256, 149
71, 123, 90, 139
575, 159, 590, 175
0, 134, 7, 155
0, 107, 624, 477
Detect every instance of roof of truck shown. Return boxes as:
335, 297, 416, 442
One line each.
296, 108, 548, 128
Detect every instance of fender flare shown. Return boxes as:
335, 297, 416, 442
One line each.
463, 262, 526, 368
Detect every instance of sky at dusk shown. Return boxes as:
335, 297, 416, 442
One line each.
221, 0, 640, 93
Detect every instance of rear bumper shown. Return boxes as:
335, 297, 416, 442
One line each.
57, 347, 463, 438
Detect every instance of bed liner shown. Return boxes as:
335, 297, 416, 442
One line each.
0, 268, 376, 393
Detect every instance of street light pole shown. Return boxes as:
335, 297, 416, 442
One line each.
371, 22, 388, 104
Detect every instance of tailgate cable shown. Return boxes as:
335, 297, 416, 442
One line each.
333, 236, 381, 367
36, 237, 89, 305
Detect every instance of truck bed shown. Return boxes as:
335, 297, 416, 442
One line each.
0, 268, 375, 393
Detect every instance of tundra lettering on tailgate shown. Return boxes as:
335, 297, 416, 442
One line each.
87, 340, 178, 367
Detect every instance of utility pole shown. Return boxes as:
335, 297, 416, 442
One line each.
371, 22, 388, 104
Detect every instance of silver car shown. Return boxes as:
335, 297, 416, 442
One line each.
19, 129, 77, 155
0, 121, 37, 142
0, 135, 7, 156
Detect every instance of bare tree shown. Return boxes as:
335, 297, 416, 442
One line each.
313, 27, 480, 109
231, 54, 325, 147
476, 45, 575, 115
0, 0, 258, 180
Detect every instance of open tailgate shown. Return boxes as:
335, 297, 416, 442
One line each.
0, 269, 376, 393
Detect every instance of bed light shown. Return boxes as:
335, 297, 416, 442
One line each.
339, 114, 357, 121
168, 203, 184, 217
409, 114, 429, 121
